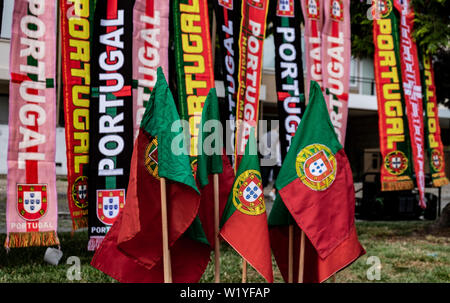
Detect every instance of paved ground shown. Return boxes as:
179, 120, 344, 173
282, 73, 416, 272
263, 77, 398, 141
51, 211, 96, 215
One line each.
1, 176, 449, 234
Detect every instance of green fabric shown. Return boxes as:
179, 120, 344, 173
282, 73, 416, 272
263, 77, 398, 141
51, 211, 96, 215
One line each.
267, 192, 295, 226
275, 81, 342, 191
197, 88, 223, 188
185, 216, 210, 246
140, 67, 199, 194
220, 127, 260, 227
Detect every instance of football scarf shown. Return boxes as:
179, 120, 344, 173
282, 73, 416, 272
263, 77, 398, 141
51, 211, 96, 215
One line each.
213, 0, 242, 165
234, 0, 269, 168
88, 0, 135, 250
420, 50, 449, 187
60, 0, 96, 231
5, 0, 59, 248
373, 0, 414, 191
321, 0, 351, 145
132, 0, 170, 140
273, 0, 306, 159
173, 0, 215, 161
393, 0, 425, 208
301, 0, 324, 98
91, 67, 211, 283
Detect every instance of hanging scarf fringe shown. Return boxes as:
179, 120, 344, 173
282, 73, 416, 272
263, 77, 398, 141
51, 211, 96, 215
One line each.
382, 180, 414, 191
432, 177, 449, 188
87, 236, 104, 251
73, 216, 88, 230
4, 231, 60, 248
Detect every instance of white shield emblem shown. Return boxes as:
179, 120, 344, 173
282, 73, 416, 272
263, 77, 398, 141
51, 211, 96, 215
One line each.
433, 154, 440, 168
23, 191, 42, 214
308, 0, 317, 15
391, 157, 402, 169
243, 181, 263, 203
332, 1, 341, 17
103, 196, 120, 219
78, 185, 87, 200
308, 158, 327, 177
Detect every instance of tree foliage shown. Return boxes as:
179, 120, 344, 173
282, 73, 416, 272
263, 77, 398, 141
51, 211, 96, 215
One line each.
349, 0, 450, 107
350, 0, 450, 57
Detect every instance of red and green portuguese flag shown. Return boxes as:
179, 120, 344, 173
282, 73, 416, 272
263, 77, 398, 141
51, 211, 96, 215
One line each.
220, 128, 273, 283
91, 67, 211, 282
197, 88, 235, 249
269, 81, 365, 283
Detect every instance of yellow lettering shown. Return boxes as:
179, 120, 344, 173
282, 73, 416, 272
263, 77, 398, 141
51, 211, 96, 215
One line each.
428, 117, 437, 134
183, 54, 205, 74
180, 13, 201, 34
381, 67, 399, 83
427, 102, 436, 117
382, 83, 400, 100
73, 108, 89, 130
378, 35, 394, 50
386, 118, 404, 135
181, 33, 203, 53
187, 95, 205, 116
74, 132, 89, 153
429, 134, 438, 148
74, 155, 89, 174
185, 74, 206, 94
69, 17, 89, 39
69, 0, 89, 17
69, 39, 90, 61
378, 19, 392, 34
180, 0, 200, 13
71, 63, 90, 85
385, 100, 403, 116
72, 85, 90, 107
387, 135, 404, 149
379, 50, 396, 66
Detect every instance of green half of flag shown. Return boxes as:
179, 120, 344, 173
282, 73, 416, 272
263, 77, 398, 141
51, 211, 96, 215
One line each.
140, 67, 199, 194
197, 88, 223, 188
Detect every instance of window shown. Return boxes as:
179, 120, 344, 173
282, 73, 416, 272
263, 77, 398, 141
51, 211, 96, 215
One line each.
0, 0, 13, 39
349, 57, 359, 88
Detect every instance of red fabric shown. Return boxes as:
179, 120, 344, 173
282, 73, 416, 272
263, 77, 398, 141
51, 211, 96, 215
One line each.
198, 153, 234, 248
91, 212, 211, 282
279, 149, 356, 259
269, 224, 365, 283
91, 131, 210, 282
220, 210, 274, 283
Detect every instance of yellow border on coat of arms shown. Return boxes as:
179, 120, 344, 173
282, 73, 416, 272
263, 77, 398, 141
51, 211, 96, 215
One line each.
232, 169, 266, 216
430, 149, 442, 171
384, 150, 408, 176
72, 175, 88, 209
144, 137, 160, 179
374, 0, 393, 19
296, 143, 337, 191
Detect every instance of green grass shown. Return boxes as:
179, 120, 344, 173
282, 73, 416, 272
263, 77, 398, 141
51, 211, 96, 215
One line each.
0, 221, 448, 283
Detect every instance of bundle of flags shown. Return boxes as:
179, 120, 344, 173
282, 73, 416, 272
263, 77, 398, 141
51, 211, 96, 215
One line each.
269, 81, 365, 282
5, 0, 448, 284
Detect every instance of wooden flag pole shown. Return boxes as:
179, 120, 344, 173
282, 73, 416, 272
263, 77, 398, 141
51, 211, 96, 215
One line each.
160, 177, 172, 283
298, 230, 306, 283
288, 224, 294, 283
213, 173, 221, 283
242, 259, 247, 282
